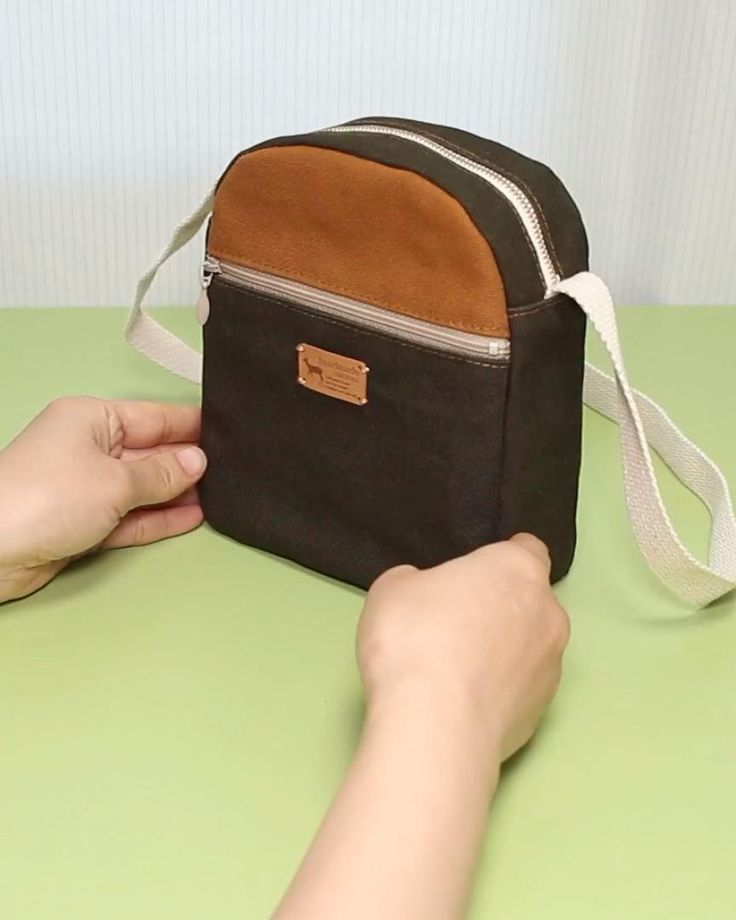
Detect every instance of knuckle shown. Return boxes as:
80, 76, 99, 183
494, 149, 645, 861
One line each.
113, 460, 137, 513
129, 512, 149, 547
159, 405, 174, 445
369, 564, 416, 594
155, 458, 177, 495
44, 395, 81, 415
517, 532, 548, 555
505, 542, 546, 580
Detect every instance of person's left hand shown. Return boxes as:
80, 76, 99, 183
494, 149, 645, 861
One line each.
0, 397, 207, 603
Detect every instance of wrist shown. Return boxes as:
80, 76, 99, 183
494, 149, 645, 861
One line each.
364, 676, 503, 773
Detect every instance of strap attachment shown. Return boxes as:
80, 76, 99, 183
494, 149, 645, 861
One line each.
125, 188, 214, 384
556, 272, 736, 607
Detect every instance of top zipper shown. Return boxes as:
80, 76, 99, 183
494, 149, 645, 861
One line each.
324, 122, 560, 296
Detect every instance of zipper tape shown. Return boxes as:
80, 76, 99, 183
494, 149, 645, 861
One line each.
205, 258, 510, 361
324, 123, 560, 295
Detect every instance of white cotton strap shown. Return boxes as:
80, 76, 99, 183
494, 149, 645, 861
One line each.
555, 271, 736, 607
125, 188, 215, 384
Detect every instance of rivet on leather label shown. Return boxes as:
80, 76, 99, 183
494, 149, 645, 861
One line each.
296, 343, 369, 406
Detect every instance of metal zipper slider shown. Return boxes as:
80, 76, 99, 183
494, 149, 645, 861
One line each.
196, 258, 221, 325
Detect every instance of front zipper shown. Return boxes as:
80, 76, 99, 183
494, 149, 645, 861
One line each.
201, 258, 510, 361
323, 122, 560, 296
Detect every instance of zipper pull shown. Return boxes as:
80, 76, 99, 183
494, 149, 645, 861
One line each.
196, 257, 221, 325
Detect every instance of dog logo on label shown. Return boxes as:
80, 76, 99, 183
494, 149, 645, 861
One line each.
296, 343, 369, 406
302, 356, 324, 383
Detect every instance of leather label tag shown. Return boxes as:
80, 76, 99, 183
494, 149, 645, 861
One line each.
296, 343, 369, 406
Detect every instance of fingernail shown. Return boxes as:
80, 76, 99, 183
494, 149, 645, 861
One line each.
176, 446, 207, 477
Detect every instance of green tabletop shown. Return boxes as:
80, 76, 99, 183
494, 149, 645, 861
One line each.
1, 306, 735, 919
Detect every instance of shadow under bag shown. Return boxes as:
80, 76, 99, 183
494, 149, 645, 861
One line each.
127, 116, 736, 608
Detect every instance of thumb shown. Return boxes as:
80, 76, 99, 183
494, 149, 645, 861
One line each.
122, 446, 207, 510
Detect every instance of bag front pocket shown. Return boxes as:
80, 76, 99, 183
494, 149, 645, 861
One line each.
200, 269, 511, 588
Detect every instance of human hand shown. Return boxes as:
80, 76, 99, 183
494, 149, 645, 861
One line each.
358, 534, 570, 761
276, 536, 569, 920
0, 397, 207, 602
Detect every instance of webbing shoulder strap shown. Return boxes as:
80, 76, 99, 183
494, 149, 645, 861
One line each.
125, 189, 214, 383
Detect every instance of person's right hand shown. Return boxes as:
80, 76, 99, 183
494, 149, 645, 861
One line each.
276, 536, 569, 920
357, 534, 570, 761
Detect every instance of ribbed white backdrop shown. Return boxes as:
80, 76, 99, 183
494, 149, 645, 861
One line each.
1, 0, 735, 308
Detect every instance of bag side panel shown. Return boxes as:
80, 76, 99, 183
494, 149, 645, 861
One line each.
497, 293, 587, 582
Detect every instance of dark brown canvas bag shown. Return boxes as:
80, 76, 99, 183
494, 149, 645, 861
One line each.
127, 117, 736, 607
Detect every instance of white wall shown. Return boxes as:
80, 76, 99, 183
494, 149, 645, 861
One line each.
1, 0, 734, 308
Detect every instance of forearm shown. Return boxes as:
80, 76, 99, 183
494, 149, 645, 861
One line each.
274, 685, 501, 920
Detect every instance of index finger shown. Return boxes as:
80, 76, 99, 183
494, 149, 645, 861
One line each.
111, 401, 201, 449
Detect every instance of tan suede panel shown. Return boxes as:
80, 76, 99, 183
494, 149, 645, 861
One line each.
208, 145, 508, 337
